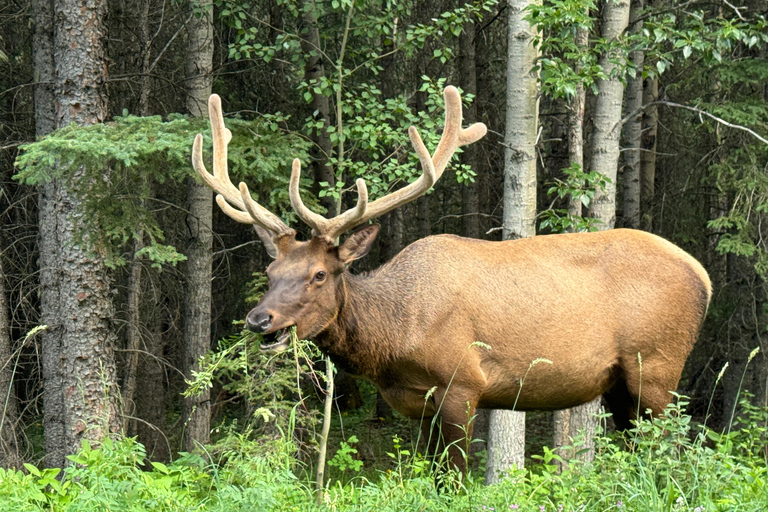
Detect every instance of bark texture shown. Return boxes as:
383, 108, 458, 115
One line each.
38, 0, 120, 468
622, 0, 645, 229
575, 0, 631, 463
587, 0, 630, 228
486, 0, 541, 483
640, 75, 658, 232
566, 24, 588, 221
459, 9, 480, 239
34, 0, 63, 468
300, 0, 336, 216
183, 0, 214, 452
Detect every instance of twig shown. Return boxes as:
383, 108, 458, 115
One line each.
616, 100, 768, 146
723, 0, 746, 21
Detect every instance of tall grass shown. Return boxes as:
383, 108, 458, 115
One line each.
1, 392, 766, 512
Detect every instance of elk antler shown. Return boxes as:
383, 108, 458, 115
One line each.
192, 94, 295, 237
289, 86, 487, 241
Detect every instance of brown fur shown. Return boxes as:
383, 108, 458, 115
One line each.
250, 228, 711, 471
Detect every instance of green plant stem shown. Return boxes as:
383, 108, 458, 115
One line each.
315, 355, 334, 506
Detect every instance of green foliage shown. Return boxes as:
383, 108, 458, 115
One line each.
215, 0, 492, 208
5, 396, 767, 511
328, 435, 363, 473
13, 113, 310, 268
538, 163, 610, 234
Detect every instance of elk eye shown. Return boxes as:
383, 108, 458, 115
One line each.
314, 270, 327, 282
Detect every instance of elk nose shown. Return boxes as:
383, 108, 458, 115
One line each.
246, 311, 272, 333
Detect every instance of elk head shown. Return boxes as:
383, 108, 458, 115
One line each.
191, 87, 487, 352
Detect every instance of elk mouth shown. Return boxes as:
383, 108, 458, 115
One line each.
259, 326, 293, 353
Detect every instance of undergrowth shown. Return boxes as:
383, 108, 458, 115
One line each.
1, 394, 766, 511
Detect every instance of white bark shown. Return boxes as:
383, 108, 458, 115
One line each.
588, 0, 630, 229
486, 0, 541, 484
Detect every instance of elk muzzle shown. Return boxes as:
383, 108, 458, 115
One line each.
246, 308, 293, 353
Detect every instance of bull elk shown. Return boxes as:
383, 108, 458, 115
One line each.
191, 87, 711, 472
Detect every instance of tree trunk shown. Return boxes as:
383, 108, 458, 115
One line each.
32, 0, 61, 468
38, 0, 120, 467
486, 0, 541, 484
459, 8, 480, 239
575, 0, 631, 462
121, 239, 143, 435
640, 75, 658, 232
588, 0, 630, 228
555, 29, 587, 467
136, 311, 170, 462
566, 23, 588, 221
183, 1, 214, 453
0, 250, 21, 469
622, 0, 644, 229
300, 0, 336, 217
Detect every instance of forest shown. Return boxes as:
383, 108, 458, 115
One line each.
0, 0, 767, 510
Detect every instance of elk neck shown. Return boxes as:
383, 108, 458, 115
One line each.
313, 266, 407, 381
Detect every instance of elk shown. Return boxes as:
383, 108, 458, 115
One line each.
192, 87, 711, 472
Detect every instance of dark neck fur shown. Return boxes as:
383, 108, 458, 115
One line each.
313, 268, 405, 381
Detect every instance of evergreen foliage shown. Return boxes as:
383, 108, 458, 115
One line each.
13, 114, 310, 267
1, 396, 766, 511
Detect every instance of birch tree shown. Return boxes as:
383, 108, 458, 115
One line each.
486, 0, 541, 484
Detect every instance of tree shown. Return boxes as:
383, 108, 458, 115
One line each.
183, 0, 214, 453
588, 0, 630, 228
35, 0, 120, 468
577, 0, 631, 462
486, 0, 541, 484
459, 1, 480, 239
622, 0, 644, 229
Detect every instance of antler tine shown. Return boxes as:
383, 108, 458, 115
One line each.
192, 94, 293, 236
345, 85, 487, 228
289, 159, 369, 241
289, 159, 328, 234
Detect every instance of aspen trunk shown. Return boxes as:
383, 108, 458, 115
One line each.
575, 0, 631, 463
554, 17, 589, 469
183, 1, 214, 452
567, 22, 588, 218
486, 0, 541, 484
588, 0, 630, 228
622, 0, 645, 229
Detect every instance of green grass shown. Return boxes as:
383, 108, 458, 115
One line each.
1, 395, 766, 512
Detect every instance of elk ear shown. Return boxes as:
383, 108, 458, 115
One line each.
338, 224, 380, 264
253, 225, 278, 259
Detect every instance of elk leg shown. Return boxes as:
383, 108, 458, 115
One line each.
602, 378, 635, 431
420, 394, 476, 474
622, 360, 683, 421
